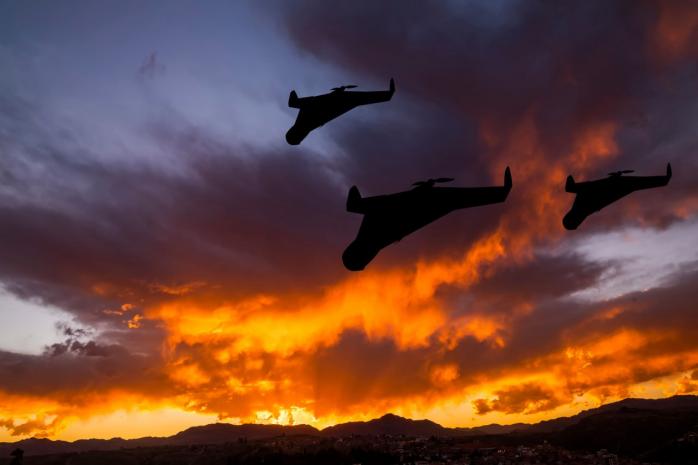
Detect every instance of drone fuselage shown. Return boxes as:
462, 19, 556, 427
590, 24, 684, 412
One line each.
563, 166, 671, 230
343, 168, 512, 271
286, 85, 394, 145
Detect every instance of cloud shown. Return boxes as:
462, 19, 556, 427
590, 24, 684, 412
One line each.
280, 0, 698, 229
0, 415, 63, 438
1, 0, 698, 439
473, 382, 568, 415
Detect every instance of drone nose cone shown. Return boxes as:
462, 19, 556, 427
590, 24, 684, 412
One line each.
286, 125, 311, 145
562, 212, 581, 230
342, 241, 378, 271
285, 128, 302, 145
342, 247, 366, 271
342, 257, 366, 272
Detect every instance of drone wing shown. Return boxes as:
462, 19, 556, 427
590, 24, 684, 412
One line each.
442, 166, 512, 209
628, 163, 672, 190
343, 79, 395, 106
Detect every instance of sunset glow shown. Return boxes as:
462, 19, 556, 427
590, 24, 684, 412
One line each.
1, 0, 697, 443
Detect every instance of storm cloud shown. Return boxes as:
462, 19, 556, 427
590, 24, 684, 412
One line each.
0, 0, 697, 439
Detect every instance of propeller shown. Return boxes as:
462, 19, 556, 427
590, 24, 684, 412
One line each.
608, 170, 634, 177
331, 85, 358, 91
412, 177, 455, 188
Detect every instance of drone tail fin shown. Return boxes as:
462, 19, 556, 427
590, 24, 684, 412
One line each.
503, 166, 512, 192
565, 175, 577, 193
389, 78, 395, 96
666, 163, 672, 180
347, 186, 364, 213
288, 90, 300, 108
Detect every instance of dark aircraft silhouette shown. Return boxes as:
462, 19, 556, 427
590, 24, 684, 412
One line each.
563, 163, 672, 230
342, 167, 513, 271
285, 78, 395, 145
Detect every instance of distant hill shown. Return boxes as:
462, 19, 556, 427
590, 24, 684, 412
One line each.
522, 394, 698, 434
321, 413, 446, 437
168, 423, 319, 445
2, 395, 697, 457
552, 403, 698, 459
452, 422, 531, 435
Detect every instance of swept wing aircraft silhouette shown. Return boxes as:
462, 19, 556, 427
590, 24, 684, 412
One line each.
342, 167, 513, 271
286, 78, 395, 145
563, 163, 672, 230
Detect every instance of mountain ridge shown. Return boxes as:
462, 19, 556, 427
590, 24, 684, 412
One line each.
2, 395, 697, 457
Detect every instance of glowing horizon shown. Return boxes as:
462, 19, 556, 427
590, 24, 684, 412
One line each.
1, 0, 698, 443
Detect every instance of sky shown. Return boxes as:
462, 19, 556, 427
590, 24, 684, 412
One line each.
1, 0, 698, 441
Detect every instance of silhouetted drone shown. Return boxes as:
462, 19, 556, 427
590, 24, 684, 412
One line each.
342, 167, 512, 271
285, 78, 395, 145
563, 163, 672, 230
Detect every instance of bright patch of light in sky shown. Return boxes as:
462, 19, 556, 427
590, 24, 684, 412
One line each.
0, 289, 74, 355
55, 408, 226, 442
570, 217, 698, 301
0, 1, 336, 157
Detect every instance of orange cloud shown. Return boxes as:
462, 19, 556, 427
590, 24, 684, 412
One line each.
115, 107, 627, 425
6, 99, 696, 442
3, 2, 698, 443
473, 382, 568, 415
